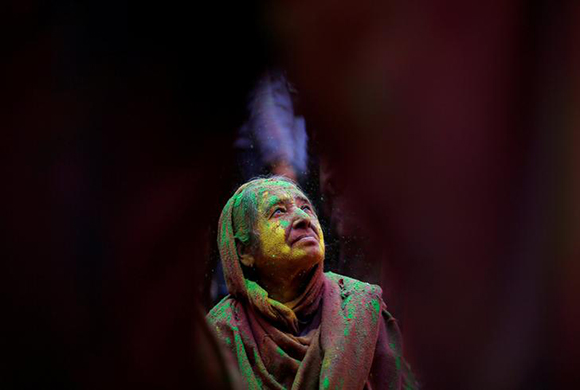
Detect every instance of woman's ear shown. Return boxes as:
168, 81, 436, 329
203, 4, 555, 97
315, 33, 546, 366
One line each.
237, 241, 255, 267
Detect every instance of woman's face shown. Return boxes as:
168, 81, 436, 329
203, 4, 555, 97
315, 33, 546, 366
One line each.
251, 184, 325, 276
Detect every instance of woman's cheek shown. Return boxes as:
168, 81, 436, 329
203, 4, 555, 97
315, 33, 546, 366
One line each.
260, 222, 290, 257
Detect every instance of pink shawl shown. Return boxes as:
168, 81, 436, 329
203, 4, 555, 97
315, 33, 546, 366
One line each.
207, 184, 417, 389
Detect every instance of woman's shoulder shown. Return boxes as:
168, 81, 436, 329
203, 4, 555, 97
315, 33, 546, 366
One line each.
206, 295, 239, 325
324, 271, 384, 299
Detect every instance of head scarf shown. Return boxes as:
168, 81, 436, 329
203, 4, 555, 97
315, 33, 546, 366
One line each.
209, 178, 418, 389
217, 178, 325, 334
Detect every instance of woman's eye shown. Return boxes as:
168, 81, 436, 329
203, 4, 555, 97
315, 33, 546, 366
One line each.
301, 205, 312, 212
271, 207, 285, 217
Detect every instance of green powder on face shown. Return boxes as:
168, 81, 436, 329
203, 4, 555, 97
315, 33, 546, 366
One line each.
322, 376, 330, 389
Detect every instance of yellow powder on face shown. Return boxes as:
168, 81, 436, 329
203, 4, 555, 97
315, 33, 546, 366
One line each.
254, 189, 324, 265
258, 219, 292, 259
318, 227, 325, 256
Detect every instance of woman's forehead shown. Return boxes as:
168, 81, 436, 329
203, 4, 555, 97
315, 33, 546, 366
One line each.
256, 185, 309, 208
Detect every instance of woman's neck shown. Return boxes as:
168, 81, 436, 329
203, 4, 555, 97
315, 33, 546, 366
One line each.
258, 263, 320, 304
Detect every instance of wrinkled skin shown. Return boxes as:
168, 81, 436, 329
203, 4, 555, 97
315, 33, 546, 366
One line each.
239, 184, 325, 304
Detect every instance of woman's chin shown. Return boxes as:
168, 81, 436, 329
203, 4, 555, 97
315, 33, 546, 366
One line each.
293, 249, 324, 269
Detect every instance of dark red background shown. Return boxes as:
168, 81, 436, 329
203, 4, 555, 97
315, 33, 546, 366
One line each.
2, 1, 579, 389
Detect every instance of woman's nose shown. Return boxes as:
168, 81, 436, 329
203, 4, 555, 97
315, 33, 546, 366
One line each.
292, 208, 312, 229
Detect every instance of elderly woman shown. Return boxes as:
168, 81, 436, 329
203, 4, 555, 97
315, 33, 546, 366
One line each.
207, 177, 417, 389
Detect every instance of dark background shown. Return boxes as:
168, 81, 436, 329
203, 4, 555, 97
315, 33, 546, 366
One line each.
3, 1, 580, 389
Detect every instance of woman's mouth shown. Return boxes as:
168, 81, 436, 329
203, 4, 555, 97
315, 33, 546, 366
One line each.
291, 232, 319, 245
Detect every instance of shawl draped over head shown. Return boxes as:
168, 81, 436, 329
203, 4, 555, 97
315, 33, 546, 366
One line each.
208, 180, 417, 389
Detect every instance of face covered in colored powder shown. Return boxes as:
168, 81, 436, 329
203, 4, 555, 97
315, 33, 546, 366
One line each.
240, 181, 325, 280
